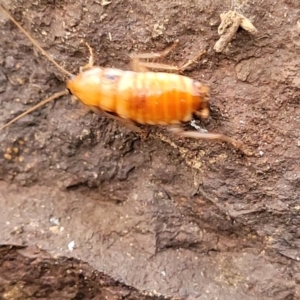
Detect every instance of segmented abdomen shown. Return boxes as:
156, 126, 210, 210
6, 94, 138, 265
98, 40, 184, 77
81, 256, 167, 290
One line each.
67, 67, 204, 125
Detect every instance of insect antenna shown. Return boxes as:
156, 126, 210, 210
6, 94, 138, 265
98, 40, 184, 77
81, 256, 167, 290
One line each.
0, 4, 73, 131
0, 4, 72, 77
0, 90, 69, 131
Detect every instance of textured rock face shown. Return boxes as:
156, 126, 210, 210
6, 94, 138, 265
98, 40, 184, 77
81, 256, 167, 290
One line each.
0, 1, 299, 299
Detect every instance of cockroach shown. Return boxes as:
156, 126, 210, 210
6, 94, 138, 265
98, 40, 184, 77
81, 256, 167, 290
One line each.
0, 4, 246, 153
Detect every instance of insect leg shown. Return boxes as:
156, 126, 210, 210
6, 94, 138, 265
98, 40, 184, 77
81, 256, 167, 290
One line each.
178, 50, 207, 71
131, 39, 179, 60
102, 111, 144, 134
168, 125, 251, 155
85, 105, 144, 134
135, 50, 206, 73
130, 39, 179, 72
80, 40, 95, 72
103, 111, 149, 139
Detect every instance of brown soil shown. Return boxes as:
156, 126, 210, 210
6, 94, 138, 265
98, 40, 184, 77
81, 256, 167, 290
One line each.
0, 0, 299, 299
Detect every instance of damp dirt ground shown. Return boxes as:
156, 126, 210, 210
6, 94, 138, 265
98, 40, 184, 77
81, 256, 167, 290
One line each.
0, 0, 300, 299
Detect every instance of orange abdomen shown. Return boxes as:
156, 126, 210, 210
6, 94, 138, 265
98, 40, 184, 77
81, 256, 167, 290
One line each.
67, 67, 208, 125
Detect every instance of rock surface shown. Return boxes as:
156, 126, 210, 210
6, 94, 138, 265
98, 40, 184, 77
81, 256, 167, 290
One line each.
0, 0, 299, 299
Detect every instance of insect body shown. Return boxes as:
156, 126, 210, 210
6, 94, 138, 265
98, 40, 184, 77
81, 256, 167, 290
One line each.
0, 4, 247, 154
67, 67, 209, 125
